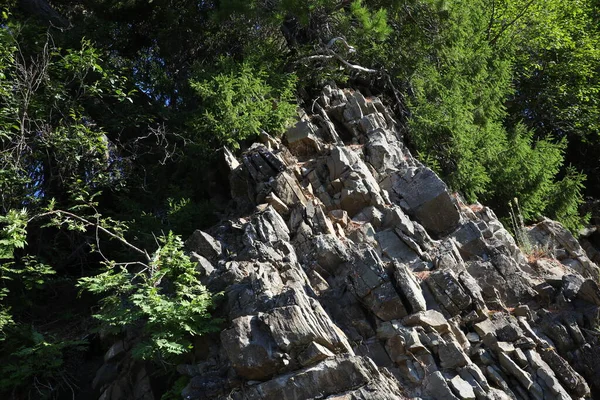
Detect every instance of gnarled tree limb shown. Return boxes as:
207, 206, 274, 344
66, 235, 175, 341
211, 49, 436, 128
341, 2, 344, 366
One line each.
297, 39, 409, 119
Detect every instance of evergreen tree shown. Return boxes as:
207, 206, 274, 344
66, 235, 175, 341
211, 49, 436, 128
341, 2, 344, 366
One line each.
1, 0, 598, 397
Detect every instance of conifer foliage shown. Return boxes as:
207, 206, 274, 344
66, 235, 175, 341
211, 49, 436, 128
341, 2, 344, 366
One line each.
0, 0, 599, 398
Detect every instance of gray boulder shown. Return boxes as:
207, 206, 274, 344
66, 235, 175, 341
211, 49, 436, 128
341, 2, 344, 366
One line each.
528, 218, 600, 279
424, 371, 460, 400
388, 167, 460, 238
392, 262, 427, 313
221, 315, 284, 380
242, 355, 404, 400
284, 120, 323, 156
376, 229, 421, 264
261, 289, 353, 354
364, 128, 405, 176
403, 310, 450, 334
185, 230, 222, 263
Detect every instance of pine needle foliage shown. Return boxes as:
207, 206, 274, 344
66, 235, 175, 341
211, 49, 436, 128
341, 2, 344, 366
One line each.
189, 58, 297, 149
400, 0, 589, 232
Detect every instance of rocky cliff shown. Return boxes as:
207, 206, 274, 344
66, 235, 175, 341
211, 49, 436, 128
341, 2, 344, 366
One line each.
96, 86, 600, 400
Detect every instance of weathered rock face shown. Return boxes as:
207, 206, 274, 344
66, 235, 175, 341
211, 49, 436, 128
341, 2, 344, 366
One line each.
527, 218, 600, 280
95, 86, 600, 400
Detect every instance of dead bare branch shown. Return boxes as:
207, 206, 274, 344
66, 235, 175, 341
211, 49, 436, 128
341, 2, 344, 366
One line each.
297, 39, 409, 119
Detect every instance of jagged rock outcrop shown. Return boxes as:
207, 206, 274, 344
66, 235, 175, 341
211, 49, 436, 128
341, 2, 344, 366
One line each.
94, 86, 600, 400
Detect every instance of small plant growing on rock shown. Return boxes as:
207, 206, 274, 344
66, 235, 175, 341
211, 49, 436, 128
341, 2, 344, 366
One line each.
525, 244, 557, 266
509, 198, 561, 265
508, 198, 531, 253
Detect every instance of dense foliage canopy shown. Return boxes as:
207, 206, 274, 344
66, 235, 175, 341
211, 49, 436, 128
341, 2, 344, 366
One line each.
1, 0, 599, 398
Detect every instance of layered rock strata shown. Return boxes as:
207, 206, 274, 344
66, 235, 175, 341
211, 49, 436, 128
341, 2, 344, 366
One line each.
95, 87, 600, 400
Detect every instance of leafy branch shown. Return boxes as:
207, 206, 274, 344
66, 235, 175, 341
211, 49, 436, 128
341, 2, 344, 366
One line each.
29, 209, 151, 263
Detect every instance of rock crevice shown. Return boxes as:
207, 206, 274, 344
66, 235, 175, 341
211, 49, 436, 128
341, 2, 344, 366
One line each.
96, 86, 600, 400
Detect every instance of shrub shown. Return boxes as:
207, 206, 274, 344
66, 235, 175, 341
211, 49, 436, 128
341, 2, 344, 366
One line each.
0, 326, 86, 399
78, 232, 220, 362
190, 58, 297, 149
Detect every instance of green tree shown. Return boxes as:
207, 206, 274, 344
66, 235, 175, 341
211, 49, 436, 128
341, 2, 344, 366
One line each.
2, 0, 599, 396
373, 0, 588, 231
501, 0, 600, 195
0, 10, 221, 397
189, 58, 297, 149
